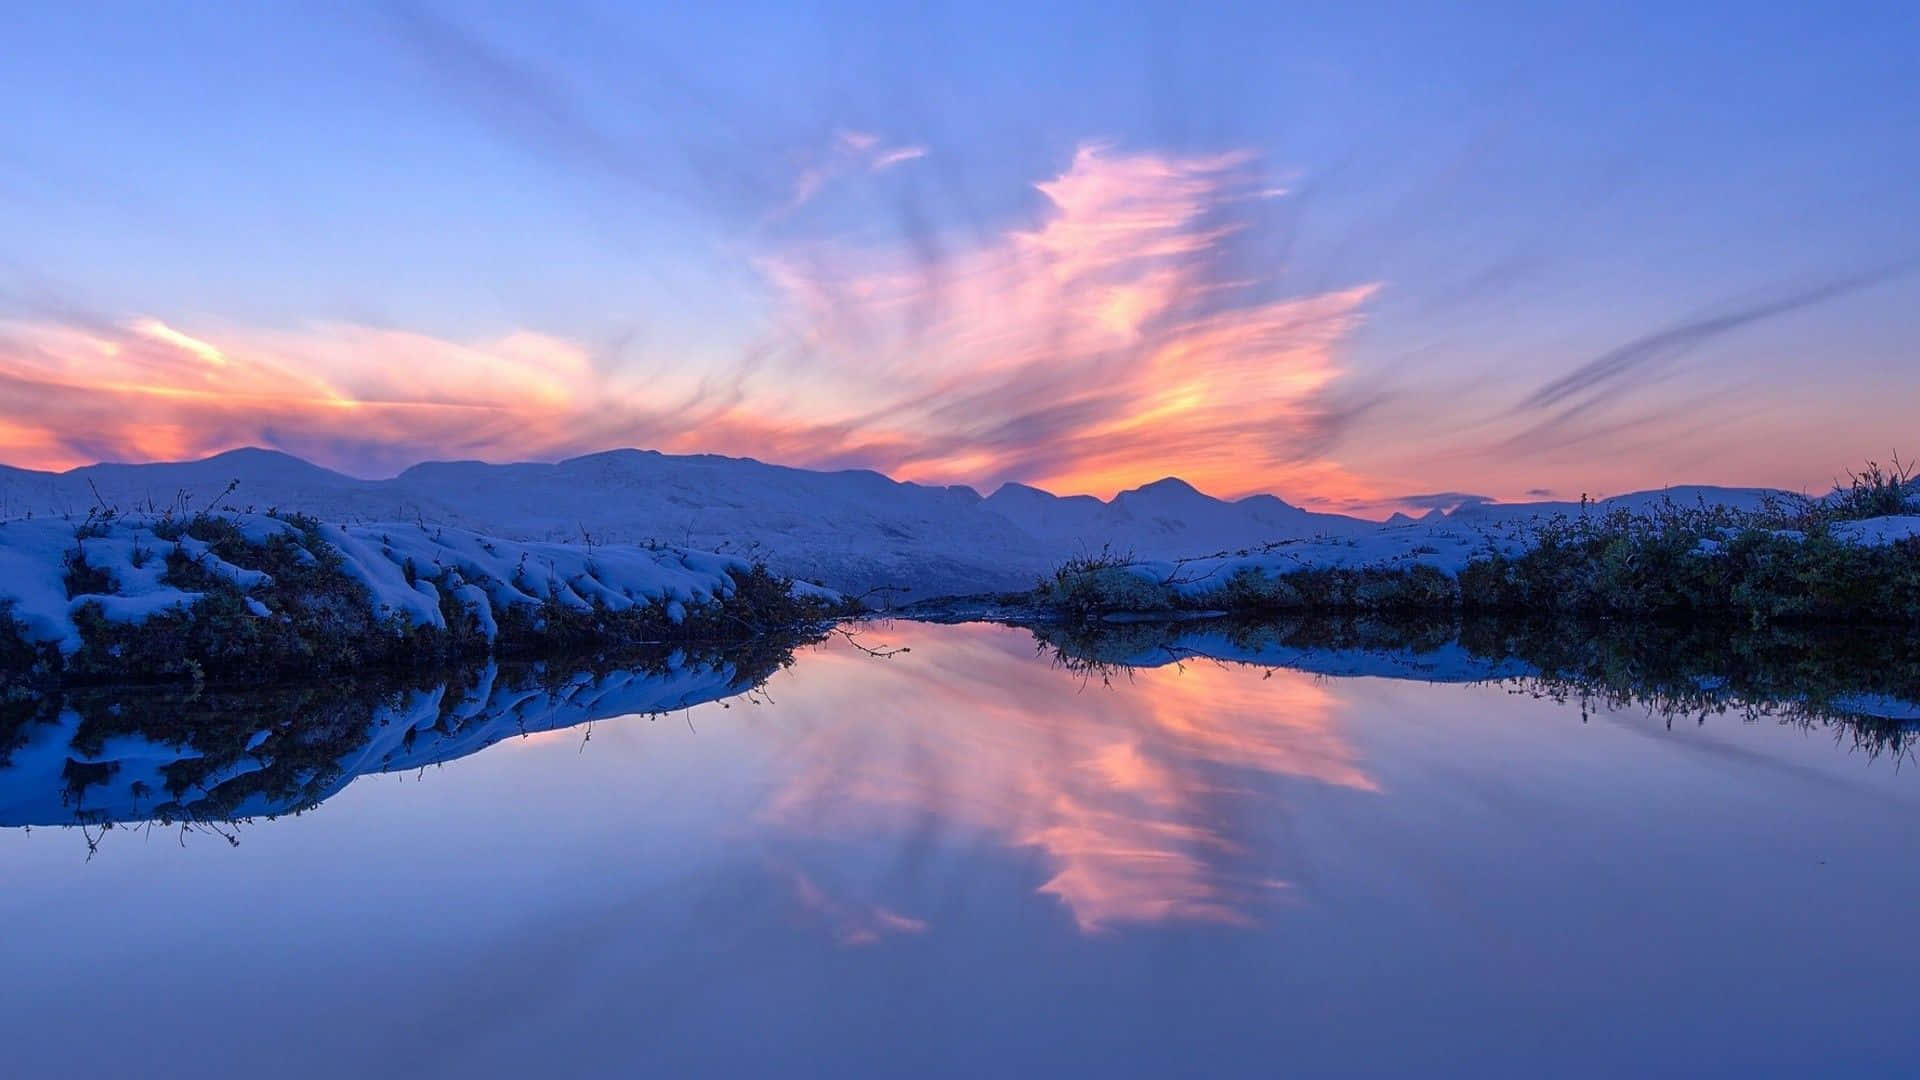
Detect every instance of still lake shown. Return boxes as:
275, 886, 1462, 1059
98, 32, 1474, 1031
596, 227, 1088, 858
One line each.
2, 620, 1916, 1078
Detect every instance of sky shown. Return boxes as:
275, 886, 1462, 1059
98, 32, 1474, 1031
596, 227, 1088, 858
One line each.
2, 1, 1916, 514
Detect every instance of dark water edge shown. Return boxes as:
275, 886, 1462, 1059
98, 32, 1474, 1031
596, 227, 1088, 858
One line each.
3, 615, 1914, 836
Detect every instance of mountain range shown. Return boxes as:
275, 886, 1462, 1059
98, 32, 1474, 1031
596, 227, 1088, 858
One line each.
0, 448, 1788, 598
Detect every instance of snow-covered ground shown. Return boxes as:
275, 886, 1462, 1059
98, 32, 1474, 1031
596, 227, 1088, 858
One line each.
1097, 498, 1919, 606
0, 447, 1858, 599
0, 512, 815, 656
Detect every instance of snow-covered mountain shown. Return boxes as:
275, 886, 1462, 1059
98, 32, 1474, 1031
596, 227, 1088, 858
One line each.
0, 447, 1800, 598
1445, 485, 1788, 523
984, 477, 1378, 557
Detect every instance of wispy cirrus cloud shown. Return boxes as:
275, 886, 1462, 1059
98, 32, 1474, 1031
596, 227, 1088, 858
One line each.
779, 129, 930, 215
1497, 267, 1910, 459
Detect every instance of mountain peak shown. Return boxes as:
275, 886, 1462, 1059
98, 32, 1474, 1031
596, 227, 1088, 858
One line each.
556, 448, 662, 469
206, 446, 288, 460
987, 481, 1055, 501
132, 446, 344, 479
196, 446, 310, 468
1124, 476, 1203, 499
1234, 492, 1301, 513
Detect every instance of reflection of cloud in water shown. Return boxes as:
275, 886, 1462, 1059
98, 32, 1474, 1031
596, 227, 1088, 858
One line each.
777, 863, 930, 947
762, 623, 1376, 933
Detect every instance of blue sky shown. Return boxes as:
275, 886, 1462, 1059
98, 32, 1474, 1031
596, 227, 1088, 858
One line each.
2, 2, 1914, 508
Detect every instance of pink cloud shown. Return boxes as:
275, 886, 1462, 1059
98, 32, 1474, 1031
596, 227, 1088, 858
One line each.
869, 145, 927, 170
0, 144, 1385, 504
746, 143, 1383, 498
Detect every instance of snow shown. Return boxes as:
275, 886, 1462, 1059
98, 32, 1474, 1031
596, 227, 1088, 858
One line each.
0, 512, 795, 654
1831, 516, 1920, 546
0, 447, 1912, 604
1093, 518, 1529, 602
0, 528, 84, 650
0, 447, 1824, 599
1078, 505, 1920, 607
316, 520, 763, 631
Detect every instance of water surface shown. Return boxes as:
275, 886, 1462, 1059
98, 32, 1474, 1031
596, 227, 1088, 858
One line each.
3, 621, 1916, 1078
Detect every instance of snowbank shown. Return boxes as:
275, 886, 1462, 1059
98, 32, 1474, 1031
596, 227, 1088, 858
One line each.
0, 512, 840, 671
1131, 519, 1526, 597
1831, 516, 1920, 546
1038, 506, 1920, 622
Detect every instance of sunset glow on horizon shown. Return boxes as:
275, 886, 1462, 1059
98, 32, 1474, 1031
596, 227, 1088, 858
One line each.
3, 4, 1915, 514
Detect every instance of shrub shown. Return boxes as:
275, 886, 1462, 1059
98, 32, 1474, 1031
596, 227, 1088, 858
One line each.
63, 546, 113, 598
1829, 456, 1917, 522
1038, 547, 1179, 617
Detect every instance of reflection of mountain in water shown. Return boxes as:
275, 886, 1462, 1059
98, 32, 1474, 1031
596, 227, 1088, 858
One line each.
0, 638, 809, 829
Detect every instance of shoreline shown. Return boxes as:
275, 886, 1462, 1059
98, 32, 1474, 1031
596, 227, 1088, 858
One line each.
5, 484, 1918, 687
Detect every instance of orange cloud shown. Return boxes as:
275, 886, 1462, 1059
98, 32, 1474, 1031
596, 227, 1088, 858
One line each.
0, 144, 1383, 503
742, 144, 1384, 499
0, 316, 620, 475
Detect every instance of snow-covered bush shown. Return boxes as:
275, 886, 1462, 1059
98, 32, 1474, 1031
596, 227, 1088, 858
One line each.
1039, 548, 1178, 616
1032, 486, 1920, 624
0, 509, 849, 684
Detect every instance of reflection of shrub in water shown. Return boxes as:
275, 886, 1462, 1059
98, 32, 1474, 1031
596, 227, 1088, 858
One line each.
1464, 618, 1920, 760
1037, 612, 1459, 663
1035, 615, 1920, 762
61, 678, 428, 825
13, 629, 822, 839
1035, 612, 1464, 685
